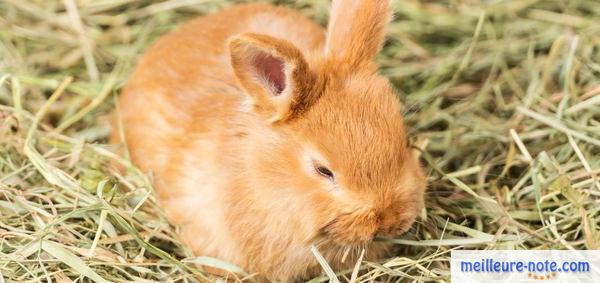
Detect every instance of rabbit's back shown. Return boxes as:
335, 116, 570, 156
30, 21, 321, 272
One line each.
112, 4, 325, 263
115, 4, 325, 181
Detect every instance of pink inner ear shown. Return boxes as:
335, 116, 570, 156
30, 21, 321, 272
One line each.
252, 52, 286, 95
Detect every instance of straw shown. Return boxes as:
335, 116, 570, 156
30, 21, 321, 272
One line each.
1, 0, 599, 281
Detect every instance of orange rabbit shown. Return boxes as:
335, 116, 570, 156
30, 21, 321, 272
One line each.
112, 0, 426, 281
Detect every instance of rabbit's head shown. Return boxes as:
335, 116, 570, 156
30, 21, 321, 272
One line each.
227, 0, 425, 251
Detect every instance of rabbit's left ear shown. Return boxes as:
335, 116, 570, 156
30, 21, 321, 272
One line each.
229, 33, 317, 123
325, 0, 392, 67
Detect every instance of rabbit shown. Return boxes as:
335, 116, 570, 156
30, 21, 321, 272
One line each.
111, 0, 426, 281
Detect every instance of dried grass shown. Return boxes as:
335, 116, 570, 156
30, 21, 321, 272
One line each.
1, 0, 599, 282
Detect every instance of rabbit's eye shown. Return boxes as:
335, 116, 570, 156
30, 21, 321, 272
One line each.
315, 165, 335, 181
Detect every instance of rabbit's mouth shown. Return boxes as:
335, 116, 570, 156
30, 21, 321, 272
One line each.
310, 227, 393, 267
315, 209, 416, 248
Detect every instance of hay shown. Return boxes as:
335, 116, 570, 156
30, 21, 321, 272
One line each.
1, 0, 599, 282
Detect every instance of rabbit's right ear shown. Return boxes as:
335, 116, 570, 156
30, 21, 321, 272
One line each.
325, 0, 392, 67
229, 33, 317, 123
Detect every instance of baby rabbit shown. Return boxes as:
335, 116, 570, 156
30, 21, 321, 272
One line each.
112, 0, 426, 281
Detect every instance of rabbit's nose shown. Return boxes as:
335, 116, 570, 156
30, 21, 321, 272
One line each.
375, 226, 404, 238
374, 215, 412, 238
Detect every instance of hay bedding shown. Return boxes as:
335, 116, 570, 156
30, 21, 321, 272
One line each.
1, 0, 599, 282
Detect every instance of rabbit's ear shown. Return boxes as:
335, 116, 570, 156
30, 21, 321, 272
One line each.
229, 33, 316, 123
325, 0, 391, 67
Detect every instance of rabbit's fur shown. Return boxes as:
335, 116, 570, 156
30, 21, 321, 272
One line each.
112, 1, 426, 281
